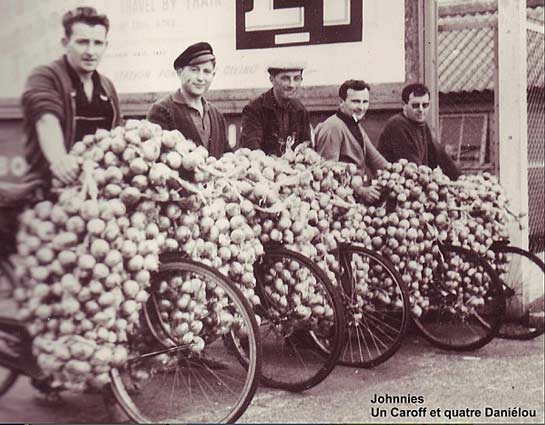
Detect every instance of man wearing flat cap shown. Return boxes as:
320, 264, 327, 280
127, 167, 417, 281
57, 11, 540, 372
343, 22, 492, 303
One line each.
147, 41, 229, 158
239, 62, 311, 156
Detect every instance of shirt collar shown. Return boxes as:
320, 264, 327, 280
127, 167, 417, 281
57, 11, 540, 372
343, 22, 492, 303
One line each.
402, 110, 426, 126
336, 109, 361, 126
173, 89, 209, 112
64, 55, 101, 88
263, 88, 291, 111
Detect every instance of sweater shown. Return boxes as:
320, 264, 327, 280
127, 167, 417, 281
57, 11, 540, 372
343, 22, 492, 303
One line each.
21, 56, 121, 188
378, 113, 460, 180
315, 113, 388, 179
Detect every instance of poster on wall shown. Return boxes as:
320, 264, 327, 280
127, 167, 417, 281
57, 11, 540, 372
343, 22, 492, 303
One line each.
0, 0, 405, 97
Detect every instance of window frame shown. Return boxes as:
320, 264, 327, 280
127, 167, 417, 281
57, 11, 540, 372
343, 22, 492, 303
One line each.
439, 112, 489, 166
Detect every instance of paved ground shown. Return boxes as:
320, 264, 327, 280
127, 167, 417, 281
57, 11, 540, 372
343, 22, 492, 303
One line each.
0, 331, 543, 424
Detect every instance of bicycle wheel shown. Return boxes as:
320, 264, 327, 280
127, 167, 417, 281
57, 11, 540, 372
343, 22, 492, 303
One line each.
336, 245, 410, 368
492, 245, 544, 340
0, 325, 19, 398
413, 244, 505, 351
253, 245, 345, 392
110, 259, 261, 424
0, 258, 15, 300
0, 259, 19, 397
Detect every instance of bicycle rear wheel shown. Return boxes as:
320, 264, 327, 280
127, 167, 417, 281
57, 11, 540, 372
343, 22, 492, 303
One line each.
110, 259, 261, 424
492, 245, 544, 340
413, 244, 505, 351
336, 245, 410, 368
0, 259, 19, 397
254, 245, 345, 392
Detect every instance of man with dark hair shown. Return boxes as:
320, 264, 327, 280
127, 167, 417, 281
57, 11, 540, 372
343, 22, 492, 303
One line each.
239, 62, 311, 156
315, 79, 387, 203
378, 83, 460, 180
21, 6, 121, 189
147, 42, 229, 158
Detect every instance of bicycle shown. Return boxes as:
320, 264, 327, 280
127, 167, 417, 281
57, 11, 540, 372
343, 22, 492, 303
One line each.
412, 241, 506, 351
246, 242, 346, 392
0, 252, 262, 423
488, 239, 544, 340
331, 242, 410, 368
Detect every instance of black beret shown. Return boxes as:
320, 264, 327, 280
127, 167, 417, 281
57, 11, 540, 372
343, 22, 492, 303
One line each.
173, 42, 215, 70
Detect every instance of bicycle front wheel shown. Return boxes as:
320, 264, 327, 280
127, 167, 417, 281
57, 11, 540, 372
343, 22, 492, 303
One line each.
492, 245, 544, 340
254, 245, 345, 392
110, 259, 261, 424
336, 245, 410, 368
413, 244, 505, 351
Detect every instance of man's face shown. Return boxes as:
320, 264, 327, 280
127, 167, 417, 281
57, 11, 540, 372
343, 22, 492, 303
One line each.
270, 70, 303, 101
178, 61, 215, 98
63, 23, 108, 75
340, 88, 370, 121
403, 92, 430, 123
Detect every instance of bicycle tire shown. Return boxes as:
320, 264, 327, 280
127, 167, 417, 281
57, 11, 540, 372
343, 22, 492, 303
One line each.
336, 245, 410, 368
491, 245, 544, 340
0, 259, 15, 300
0, 368, 17, 397
253, 244, 345, 392
109, 258, 261, 424
413, 244, 505, 351
0, 259, 19, 397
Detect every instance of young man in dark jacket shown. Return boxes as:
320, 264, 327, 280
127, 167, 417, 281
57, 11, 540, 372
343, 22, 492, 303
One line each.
378, 83, 460, 180
239, 62, 311, 156
147, 42, 229, 158
21, 6, 122, 190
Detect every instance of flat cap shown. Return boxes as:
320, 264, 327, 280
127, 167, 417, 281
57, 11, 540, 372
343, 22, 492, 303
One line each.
267, 60, 305, 75
173, 42, 215, 70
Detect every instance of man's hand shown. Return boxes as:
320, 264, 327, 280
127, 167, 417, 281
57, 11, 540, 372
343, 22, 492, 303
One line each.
49, 155, 80, 184
358, 185, 382, 204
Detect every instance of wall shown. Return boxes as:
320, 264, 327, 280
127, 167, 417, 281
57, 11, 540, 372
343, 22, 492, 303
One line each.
0, 0, 424, 182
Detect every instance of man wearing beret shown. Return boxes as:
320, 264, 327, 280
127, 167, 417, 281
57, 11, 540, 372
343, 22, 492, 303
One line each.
147, 42, 229, 158
239, 63, 311, 156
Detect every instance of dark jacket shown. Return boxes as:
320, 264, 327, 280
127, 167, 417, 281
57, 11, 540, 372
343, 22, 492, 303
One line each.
147, 90, 229, 158
378, 113, 461, 180
21, 56, 122, 187
239, 89, 311, 156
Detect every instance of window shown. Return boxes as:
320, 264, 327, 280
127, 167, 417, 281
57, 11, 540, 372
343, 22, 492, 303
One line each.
439, 113, 489, 166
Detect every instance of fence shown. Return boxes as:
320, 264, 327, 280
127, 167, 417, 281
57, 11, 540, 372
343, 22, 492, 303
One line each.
526, 21, 544, 254
436, 1, 544, 254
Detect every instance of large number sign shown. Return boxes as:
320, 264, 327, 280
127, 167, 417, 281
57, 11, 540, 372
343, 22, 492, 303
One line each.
0, 0, 405, 96
236, 0, 363, 49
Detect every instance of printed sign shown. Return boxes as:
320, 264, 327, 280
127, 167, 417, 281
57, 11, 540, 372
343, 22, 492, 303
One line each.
0, 0, 405, 96
236, 0, 363, 49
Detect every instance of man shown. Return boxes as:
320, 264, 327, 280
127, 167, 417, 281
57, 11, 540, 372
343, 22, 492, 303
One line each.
315, 80, 388, 203
378, 83, 461, 180
239, 62, 311, 156
11, 9, 121, 404
21, 6, 122, 189
147, 42, 229, 158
